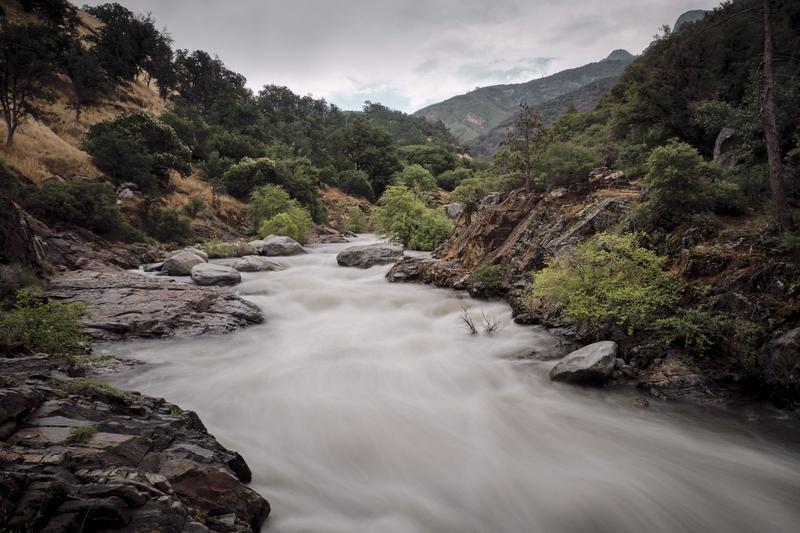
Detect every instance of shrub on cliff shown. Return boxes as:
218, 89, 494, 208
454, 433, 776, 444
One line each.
0, 289, 88, 359
25, 180, 143, 242
372, 184, 452, 251
535, 142, 601, 188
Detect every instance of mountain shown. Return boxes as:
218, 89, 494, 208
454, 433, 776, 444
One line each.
465, 76, 620, 159
673, 9, 706, 31
413, 50, 634, 143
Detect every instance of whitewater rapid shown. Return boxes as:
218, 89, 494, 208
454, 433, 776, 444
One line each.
110, 236, 800, 533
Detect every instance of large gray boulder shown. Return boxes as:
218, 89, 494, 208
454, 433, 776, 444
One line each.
445, 203, 465, 219
712, 127, 741, 168
233, 256, 282, 272
549, 341, 618, 385
163, 251, 206, 276
190, 263, 241, 286
46, 270, 263, 341
182, 246, 209, 262
253, 236, 306, 257
337, 243, 404, 268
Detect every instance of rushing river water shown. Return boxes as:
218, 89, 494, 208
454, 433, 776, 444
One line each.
110, 236, 800, 533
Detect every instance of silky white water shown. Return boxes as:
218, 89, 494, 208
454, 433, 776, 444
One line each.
110, 236, 800, 533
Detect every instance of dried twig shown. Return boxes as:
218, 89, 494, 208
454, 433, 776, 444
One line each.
460, 305, 478, 336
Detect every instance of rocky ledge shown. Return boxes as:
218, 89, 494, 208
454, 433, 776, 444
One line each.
46, 271, 264, 341
0, 356, 269, 532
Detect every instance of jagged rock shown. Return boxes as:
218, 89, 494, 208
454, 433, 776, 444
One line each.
190, 263, 241, 286
46, 270, 263, 341
713, 127, 741, 168
233, 256, 282, 272
765, 328, 800, 395
549, 341, 618, 385
445, 203, 465, 219
387, 257, 469, 288
251, 236, 306, 256
308, 225, 348, 244
163, 251, 206, 276
637, 356, 709, 401
337, 244, 404, 268
0, 356, 269, 532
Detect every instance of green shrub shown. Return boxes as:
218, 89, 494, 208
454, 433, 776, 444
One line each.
201, 240, 257, 258
67, 426, 96, 444
183, 196, 205, 218
0, 289, 88, 359
25, 180, 143, 242
472, 265, 505, 290
654, 301, 728, 354
66, 378, 125, 402
339, 170, 374, 201
437, 168, 472, 191
144, 206, 192, 244
249, 184, 293, 228
372, 184, 453, 251
709, 180, 746, 215
259, 205, 313, 243
449, 175, 495, 205
531, 234, 683, 336
224, 157, 277, 199
535, 142, 601, 188
398, 144, 458, 176
393, 164, 437, 193
642, 140, 709, 227
338, 207, 369, 233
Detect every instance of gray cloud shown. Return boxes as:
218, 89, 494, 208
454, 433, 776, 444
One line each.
81, 0, 722, 112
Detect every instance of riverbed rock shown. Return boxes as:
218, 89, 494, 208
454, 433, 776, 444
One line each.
190, 263, 241, 286
549, 341, 618, 385
163, 251, 206, 276
46, 270, 263, 341
387, 257, 470, 288
337, 244, 404, 268
637, 356, 710, 401
0, 356, 269, 532
252, 236, 306, 256
233, 256, 282, 272
180, 247, 209, 262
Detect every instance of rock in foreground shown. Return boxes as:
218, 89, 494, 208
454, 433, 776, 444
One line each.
233, 256, 282, 272
549, 341, 618, 385
47, 270, 263, 341
337, 243, 404, 268
191, 263, 242, 286
0, 356, 269, 532
250, 236, 306, 257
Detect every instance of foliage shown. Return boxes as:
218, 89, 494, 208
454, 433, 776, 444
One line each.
223, 157, 277, 199
249, 184, 293, 228
0, 289, 88, 359
84, 111, 191, 194
472, 265, 505, 290
535, 142, 601, 188
339, 170, 374, 201
398, 144, 458, 176
258, 207, 313, 243
64, 40, 105, 121
393, 164, 437, 193
66, 378, 125, 402
360, 102, 458, 147
500, 103, 545, 191
183, 196, 205, 218
654, 301, 728, 354
67, 426, 96, 444
341, 117, 402, 196
25, 180, 142, 242
531, 234, 683, 336
201, 240, 257, 259
437, 168, 472, 191
338, 207, 370, 233
449, 174, 496, 205
141, 205, 192, 244
372, 184, 453, 250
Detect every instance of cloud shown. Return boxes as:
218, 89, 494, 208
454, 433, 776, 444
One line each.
82, 0, 723, 113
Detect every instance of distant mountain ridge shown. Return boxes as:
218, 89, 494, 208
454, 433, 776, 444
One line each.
413, 50, 634, 143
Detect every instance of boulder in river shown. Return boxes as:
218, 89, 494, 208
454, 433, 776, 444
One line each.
46, 270, 263, 341
163, 250, 206, 276
233, 255, 282, 272
0, 356, 269, 532
180, 246, 209, 262
252, 236, 306, 256
549, 341, 618, 385
190, 263, 242, 286
337, 243, 404, 268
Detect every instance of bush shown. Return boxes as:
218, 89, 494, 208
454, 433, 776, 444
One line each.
84, 111, 191, 194
449, 175, 495, 205
337, 207, 370, 233
393, 164, 437, 193
642, 140, 708, 227
201, 240, 257, 258
249, 184, 292, 227
259, 206, 313, 243
399, 144, 458, 176
25, 180, 143, 242
437, 168, 472, 191
535, 142, 601, 188
372, 184, 453, 251
531, 234, 683, 336
224, 157, 277, 199
472, 265, 505, 290
143, 206, 192, 244
709, 180, 746, 215
183, 196, 205, 218
0, 289, 88, 359
339, 170, 374, 201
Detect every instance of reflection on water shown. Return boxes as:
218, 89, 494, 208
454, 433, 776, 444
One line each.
109, 236, 800, 533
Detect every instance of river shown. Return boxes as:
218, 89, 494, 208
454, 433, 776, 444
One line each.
109, 236, 800, 533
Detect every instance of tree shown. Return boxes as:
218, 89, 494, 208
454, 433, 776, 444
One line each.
394, 164, 437, 193
502, 102, 545, 191
0, 24, 60, 149
65, 41, 104, 122
761, 0, 793, 230
341, 117, 401, 196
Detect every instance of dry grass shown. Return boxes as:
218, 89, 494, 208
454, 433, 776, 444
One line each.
165, 173, 247, 225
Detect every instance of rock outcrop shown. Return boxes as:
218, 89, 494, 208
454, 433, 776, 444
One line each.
232, 256, 282, 272
190, 264, 241, 286
250, 236, 306, 257
163, 251, 206, 276
336, 244, 404, 269
46, 271, 264, 341
549, 341, 618, 385
0, 356, 269, 532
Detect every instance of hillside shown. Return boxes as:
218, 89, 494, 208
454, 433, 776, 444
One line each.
465, 76, 620, 159
413, 50, 634, 142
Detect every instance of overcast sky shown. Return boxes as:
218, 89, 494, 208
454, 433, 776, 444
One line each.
81, 0, 720, 113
